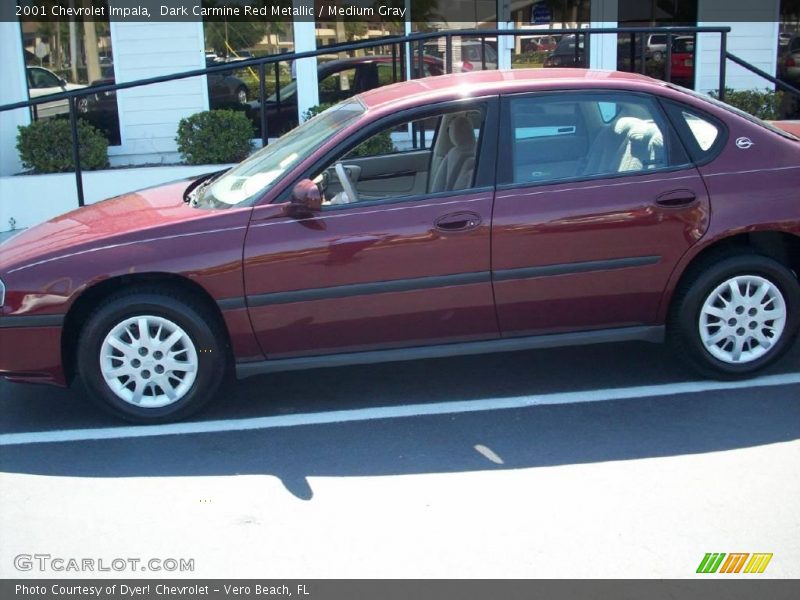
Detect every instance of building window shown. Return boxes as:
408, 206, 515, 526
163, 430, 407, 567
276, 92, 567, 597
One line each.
19, 0, 121, 145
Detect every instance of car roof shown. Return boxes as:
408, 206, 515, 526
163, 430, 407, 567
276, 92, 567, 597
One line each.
358, 68, 658, 110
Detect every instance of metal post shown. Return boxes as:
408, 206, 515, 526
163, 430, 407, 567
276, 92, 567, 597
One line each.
417, 39, 424, 79
583, 32, 590, 68
68, 96, 85, 207
629, 32, 635, 73
259, 62, 268, 147
665, 33, 672, 83
719, 31, 727, 102
392, 43, 398, 82
445, 34, 453, 74
274, 61, 280, 106
574, 32, 579, 66
481, 35, 487, 70
640, 32, 647, 75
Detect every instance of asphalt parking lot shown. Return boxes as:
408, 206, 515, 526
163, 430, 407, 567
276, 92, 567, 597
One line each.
1, 339, 798, 578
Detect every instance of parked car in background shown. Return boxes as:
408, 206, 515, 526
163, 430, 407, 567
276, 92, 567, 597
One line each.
779, 34, 800, 118
779, 32, 792, 55
83, 63, 249, 145
543, 34, 586, 67
424, 40, 497, 71
2, 69, 799, 423
26, 66, 87, 118
646, 33, 668, 61
246, 54, 446, 138
225, 50, 255, 62
779, 34, 800, 85
523, 35, 559, 53
670, 35, 695, 87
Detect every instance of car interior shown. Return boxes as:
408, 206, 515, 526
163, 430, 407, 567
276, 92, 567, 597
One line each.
316, 109, 484, 206
510, 96, 670, 185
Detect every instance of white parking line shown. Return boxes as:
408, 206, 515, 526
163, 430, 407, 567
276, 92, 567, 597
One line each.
2, 372, 800, 447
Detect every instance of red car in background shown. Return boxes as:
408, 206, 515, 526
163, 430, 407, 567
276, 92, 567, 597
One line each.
670, 35, 696, 87
1, 69, 799, 423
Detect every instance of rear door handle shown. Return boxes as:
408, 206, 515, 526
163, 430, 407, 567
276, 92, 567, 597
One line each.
655, 189, 697, 208
435, 211, 482, 232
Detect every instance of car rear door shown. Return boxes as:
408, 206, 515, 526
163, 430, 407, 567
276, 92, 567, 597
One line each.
491, 90, 710, 337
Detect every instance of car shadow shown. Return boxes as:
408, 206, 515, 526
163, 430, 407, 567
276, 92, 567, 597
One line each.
2, 341, 799, 500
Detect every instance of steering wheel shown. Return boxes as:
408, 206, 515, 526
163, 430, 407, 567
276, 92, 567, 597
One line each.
335, 162, 359, 204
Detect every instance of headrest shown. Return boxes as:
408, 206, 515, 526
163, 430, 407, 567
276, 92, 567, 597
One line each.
449, 115, 476, 147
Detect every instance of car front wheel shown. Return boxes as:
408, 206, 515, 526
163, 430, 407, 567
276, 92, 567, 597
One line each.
77, 290, 227, 422
669, 253, 800, 378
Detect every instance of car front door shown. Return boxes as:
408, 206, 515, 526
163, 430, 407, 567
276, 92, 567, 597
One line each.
243, 99, 500, 358
491, 90, 710, 337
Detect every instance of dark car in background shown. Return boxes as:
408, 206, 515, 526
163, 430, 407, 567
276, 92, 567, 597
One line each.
83, 60, 249, 144
543, 34, 586, 67
245, 54, 446, 138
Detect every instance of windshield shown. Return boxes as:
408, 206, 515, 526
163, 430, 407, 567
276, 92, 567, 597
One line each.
196, 100, 365, 208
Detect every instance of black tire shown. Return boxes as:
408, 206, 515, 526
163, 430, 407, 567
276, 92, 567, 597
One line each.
76, 289, 227, 423
669, 251, 800, 379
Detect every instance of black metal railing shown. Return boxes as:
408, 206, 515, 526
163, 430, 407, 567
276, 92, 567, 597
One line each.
2, 25, 798, 209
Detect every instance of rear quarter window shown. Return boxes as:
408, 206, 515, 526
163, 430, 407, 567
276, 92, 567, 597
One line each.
662, 100, 727, 164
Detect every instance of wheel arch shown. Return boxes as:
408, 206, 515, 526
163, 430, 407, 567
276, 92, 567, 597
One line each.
61, 272, 231, 385
659, 230, 800, 322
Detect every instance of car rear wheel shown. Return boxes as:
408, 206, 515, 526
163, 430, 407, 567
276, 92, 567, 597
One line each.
77, 290, 227, 422
669, 253, 800, 378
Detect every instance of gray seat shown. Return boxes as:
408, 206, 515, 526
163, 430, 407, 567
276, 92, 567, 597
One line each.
429, 115, 477, 193
583, 117, 665, 175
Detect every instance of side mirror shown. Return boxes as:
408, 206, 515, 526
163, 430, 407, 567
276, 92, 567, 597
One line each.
288, 179, 322, 216
58, 77, 68, 88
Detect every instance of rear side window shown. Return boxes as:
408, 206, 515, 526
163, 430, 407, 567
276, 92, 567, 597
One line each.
662, 100, 726, 163
504, 92, 689, 186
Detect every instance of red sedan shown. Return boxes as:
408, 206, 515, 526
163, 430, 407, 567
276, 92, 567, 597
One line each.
1, 69, 799, 422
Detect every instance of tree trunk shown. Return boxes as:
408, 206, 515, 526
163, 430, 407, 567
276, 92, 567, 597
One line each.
83, 19, 101, 83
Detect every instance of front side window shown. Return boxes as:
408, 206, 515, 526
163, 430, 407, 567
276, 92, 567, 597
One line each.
506, 92, 687, 186
197, 101, 364, 208
309, 108, 486, 207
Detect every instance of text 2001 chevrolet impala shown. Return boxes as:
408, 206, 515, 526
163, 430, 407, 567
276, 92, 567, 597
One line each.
1, 70, 799, 422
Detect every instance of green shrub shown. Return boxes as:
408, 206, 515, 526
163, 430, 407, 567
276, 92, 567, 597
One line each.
16, 118, 108, 173
709, 88, 785, 120
176, 110, 254, 165
303, 103, 395, 157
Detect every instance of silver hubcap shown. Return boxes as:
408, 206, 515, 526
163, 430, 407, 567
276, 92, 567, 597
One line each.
699, 275, 787, 365
237, 89, 247, 103
100, 315, 198, 408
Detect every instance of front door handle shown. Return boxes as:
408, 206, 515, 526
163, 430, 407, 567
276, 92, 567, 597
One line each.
655, 189, 697, 208
435, 211, 481, 232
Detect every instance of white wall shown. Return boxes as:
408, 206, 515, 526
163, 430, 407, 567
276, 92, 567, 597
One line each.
108, 8, 209, 166
695, 0, 781, 94
0, 19, 31, 177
